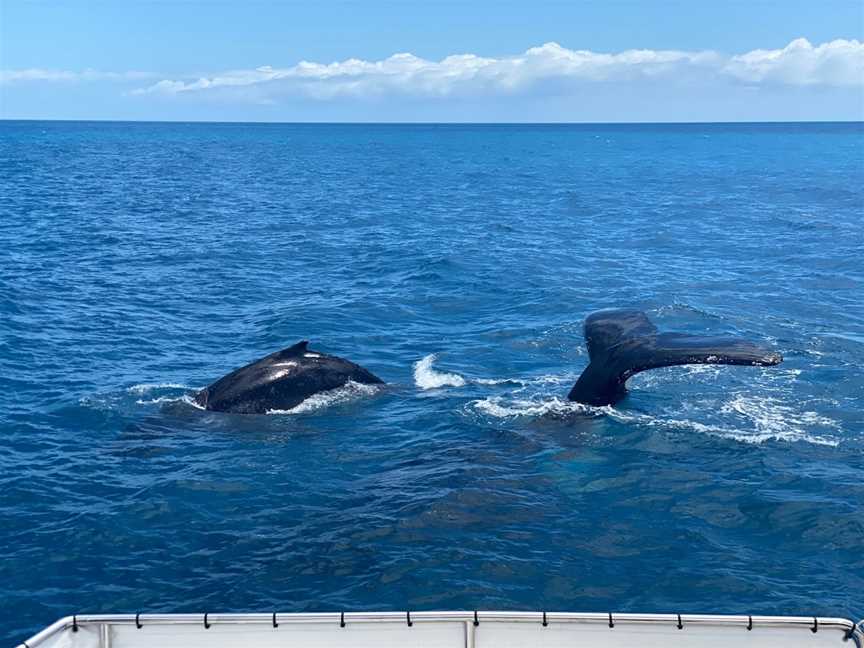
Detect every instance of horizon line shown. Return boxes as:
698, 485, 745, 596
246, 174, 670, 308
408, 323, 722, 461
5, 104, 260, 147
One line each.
2, 118, 863, 126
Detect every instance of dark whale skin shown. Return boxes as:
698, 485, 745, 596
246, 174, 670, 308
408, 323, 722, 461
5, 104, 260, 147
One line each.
195, 341, 384, 414
567, 309, 782, 406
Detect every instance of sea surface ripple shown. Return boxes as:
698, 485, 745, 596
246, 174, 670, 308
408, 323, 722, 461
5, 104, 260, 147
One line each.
1, 122, 862, 643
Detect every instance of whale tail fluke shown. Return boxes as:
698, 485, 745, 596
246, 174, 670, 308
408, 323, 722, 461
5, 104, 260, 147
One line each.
567, 309, 782, 406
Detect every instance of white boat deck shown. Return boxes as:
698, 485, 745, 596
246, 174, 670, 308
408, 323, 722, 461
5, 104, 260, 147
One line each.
19, 611, 862, 647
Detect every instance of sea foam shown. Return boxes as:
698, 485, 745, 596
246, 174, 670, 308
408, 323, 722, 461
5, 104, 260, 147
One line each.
127, 382, 190, 395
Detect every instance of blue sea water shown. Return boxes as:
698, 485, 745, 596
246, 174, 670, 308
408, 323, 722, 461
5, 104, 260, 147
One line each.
1, 121, 862, 644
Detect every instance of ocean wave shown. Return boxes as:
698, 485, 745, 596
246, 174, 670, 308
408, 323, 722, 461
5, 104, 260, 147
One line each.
135, 395, 187, 405
652, 302, 724, 320
129, 382, 202, 407
414, 353, 576, 391
474, 377, 524, 386
267, 381, 381, 415
78, 394, 121, 410
471, 395, 597, 418
127, 382, 190, 395
475, 374, 573, 387
413, 354, 467, 389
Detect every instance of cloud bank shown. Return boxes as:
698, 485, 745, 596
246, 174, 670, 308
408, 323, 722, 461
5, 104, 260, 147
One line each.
3, 39, 861, 104
129, 38, 862, 100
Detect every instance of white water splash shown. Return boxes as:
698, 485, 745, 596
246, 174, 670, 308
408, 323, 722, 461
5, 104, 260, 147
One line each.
413, 354, 467, 389
267, 381, 381, 415
182, 393, 207, 410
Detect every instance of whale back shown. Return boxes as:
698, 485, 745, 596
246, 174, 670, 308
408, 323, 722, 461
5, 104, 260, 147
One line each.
195, 342, 383, 414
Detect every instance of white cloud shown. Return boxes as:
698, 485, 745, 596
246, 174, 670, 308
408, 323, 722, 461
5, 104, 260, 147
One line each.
1, 69, 81, 82
130, 43, 724, 99
723, 38, 864, 85
4, 39, 862, 101
0, 68, 156, 83
130, 38, 862, 99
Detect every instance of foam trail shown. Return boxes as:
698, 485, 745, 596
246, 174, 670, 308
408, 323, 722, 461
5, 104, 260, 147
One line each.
267, 381, 381, 415
128, 382, 189, 395
604, 398, 839, 447
475, 374, 573, 387
414, 354, 573, 390
472, 396, 596, 418
475, 377, 524, 386
470, 392, 839, 447
719, 395, 840, 444
136, 395, 186, 405
413, 354, 467, 389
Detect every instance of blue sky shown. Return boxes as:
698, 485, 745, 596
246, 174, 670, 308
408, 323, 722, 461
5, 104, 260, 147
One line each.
1, 0, 863, 122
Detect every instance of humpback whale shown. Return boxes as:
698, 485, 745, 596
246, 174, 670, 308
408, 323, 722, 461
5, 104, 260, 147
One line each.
195, 341, 384, 414
568, 309, 783, 406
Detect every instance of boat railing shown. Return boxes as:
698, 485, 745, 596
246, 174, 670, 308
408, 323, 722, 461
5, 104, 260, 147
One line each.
17, 610, 863, 648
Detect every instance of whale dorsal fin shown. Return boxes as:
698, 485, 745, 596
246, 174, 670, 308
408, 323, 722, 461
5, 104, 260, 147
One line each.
278, 340, 309, 357
568, 309, 782, 406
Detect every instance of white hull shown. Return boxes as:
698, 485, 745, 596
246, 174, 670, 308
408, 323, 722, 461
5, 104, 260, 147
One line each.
20, 611, 862, 648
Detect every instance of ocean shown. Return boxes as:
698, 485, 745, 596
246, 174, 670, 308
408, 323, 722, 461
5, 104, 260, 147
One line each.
1, 121, 862, 644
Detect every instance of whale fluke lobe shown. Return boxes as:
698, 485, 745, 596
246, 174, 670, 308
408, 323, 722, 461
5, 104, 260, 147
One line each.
195, 342, 384, 414
567, 309, 783, 406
